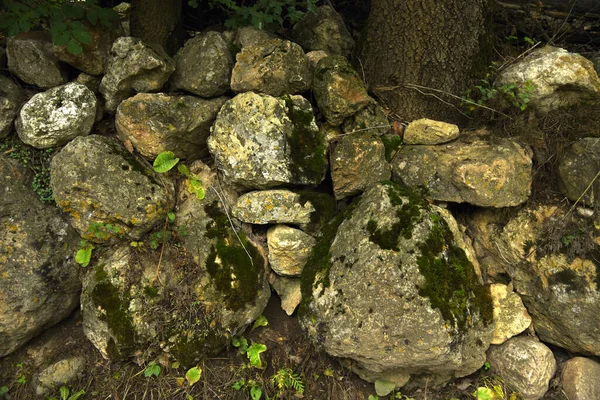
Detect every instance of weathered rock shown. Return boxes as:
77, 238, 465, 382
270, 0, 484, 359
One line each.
100, 37, 175, 112
331, 133, 390, 200
292, 5, 355, 57
114, 2, 131, 36
170, 32, 233, 98
341, 100, 390, 136
496, 46, 600, 114
51, 135, 174, 242
16, 83, 97, 149
301, 182, 494, 387
75, 73, 102, 93
233, 190, 315, 225
557, 137, 600, 206
208, 92, 327, 189
0, 157, 80, 357
231, 39, 311, 96
53, 20, 124, 75
312, 56, 370, 126
306, 50, 328, 69
267, 225, 316, 276
235, 26, 276, 48
403, 118, 460, 145
7, 31, 68, 89
0, 75, 23, 139
487, 337, 556, 400
490, 283, 531, 345
391, 133, 533, 207
269, 272, 302, 315
116, 93, 228, 160
34, 356, 86, 395
561, 357, 600, 400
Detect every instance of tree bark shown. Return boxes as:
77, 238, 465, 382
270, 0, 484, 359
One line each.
130, 0, 183, 55
361, 0, 488, 123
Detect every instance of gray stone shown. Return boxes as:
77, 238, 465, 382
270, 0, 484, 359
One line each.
170, 32, 234, 97
392, 133, 533, 207
208, 92, 327, 190
561, 357, 600, 400
267, 225, 316, 276
51, 135, 174, 242
16, 83, 97, 149
341, 100, 390, 136
235, 26, 276, 48
496, 46, 600, 114
116, 93, 228, 160
35, 356, 86, 395
292, 5, 355, 57
100, 37, 175, 112
487, 337, 556, 400
0, 157, 80, 357
312, 56, 370, 126
301, 182, 493, 388
490, 283, 531, 345
232, 190, 315, 225
331, 133, 390, 200
231, 39, 311, 96
557, 137, 600, 206
269, 272, 302, 316
7, 32, 68, 89
0, 75, 23, 139
403, 118, 459, 145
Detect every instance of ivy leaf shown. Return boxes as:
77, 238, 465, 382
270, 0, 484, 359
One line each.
67, 38, 83, 55
247, 343, 267, 368
75, 242, 93, 267
185, 366, 202, 387
153, 151, 179, 173
250, 385, 262, 400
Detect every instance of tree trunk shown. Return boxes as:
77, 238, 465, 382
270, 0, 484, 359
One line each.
130, 0, 183, 55
361, 0, 488, 123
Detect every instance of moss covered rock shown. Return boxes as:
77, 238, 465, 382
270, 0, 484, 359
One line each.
557, 137, 600, 207
292, 5, 355, 57
300, 182, 493, 388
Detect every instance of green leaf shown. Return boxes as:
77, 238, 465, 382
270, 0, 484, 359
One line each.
0, 386, 9, 396
67, 38, 83, 55
186, 178, 205, 200
167, 212, 176, 223
177, 163, 190, 177
232, 379, 244, 390
60, 386, 69, 400
186, 395, 193, 400
144, 362, 161, 377
185, 366, 202, 387
250, 385, 262, 400
17, 375, 26, 385
251, 315, 268, 332
86, 9, 98, 25
76, 243, 93, 267
153, 151, 179, 173
375, 380, 396, 397
247, 343, 267, 368
71, 26, 91, 45
70, 389, 86, 400
473, 387, 494, 400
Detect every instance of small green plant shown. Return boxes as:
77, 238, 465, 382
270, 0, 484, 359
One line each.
185, 366, 202, 387
143, 362, 161, 378
270, 368, 304, 397
232, 378, 263, 400
231, 336, 267, 369
153, 151, 205, 200
74, 222, 124, 267
47, 386, 85, 400
484, 361, 491, 371
75, 240, 94, 267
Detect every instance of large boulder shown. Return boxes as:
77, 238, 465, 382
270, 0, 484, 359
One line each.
0, 75, 23, 139
561, 357, 600, 400
230, 39, 311, 96
16, 83, 97, 149
312, 56, 370, 126
496, 46, 600, 114
115, 93, 228, 160
208, 92, 327, 189
169, 32, 234, 98
292, 5, 355, 57
301, 182, 493, 387
392, 133, 533, 207
0, 156, 80, 357
51, 135, 174, 242
557, 137, 600, 206
7, 31, 68, 89
99, 37, 175, 112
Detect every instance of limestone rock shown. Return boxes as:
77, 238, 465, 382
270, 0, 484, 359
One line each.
34, 356, 86, 395
170, 32, 233, 98
100, 37, 175, 112
487, 337, 556, 400
403, 118, 460, 145
0, 75, 23, 139
51, 135, 174, 242
561, 357, 600, 400
231, 39, 311, 96
292, 5, 355, 57
312, 56, 370, 126
232, 190, 316, 225
208, 92, 327, 189
301, 182, 494, 387
490, 284, 531, 344
235, 26, 277, 48
0, 157, 80, 357
331, 133, 390, 200
557, 137, 600, 206
392, 133, 533, 207
116, 93, 228, 160
267, 225, 316, 276
496, 46, 600, 114
269, 272, 302, 316
341, 100, 390, 136
7, 32, 68, 89
306, 50, 328, 69
16, 83, 97, 149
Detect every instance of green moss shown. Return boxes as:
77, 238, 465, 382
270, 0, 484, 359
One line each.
144, 285, 159, 298
170, 330, 227, 368
380, 134, 403, 162
416, 214, 493, 331
548, 269, 588, 292
282, 96, 327, 183
204, 201, 264, 311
